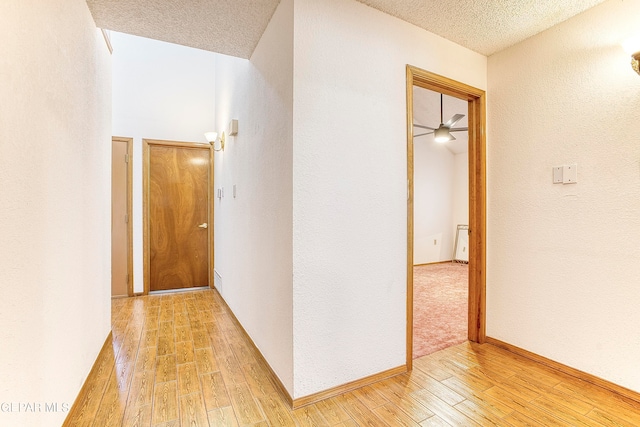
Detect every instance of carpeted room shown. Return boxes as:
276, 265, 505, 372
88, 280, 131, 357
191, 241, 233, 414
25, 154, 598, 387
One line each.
412, 87, 470, 359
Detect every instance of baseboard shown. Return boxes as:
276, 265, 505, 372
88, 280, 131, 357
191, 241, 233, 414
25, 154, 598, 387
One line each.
292, 365, 406, 409
62, 332, 113, 426
485, 337, 640, 405
413, 260, 453, 267
214, 290, 294, 407
214, 289, 407, 409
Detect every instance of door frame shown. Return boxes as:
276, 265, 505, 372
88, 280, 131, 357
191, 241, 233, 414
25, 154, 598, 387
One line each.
142, 139, 215, 295
406, 65, 486, 370
112, 136, 134, 297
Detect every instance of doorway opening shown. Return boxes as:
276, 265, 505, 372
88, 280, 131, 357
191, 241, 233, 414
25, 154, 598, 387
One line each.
406, 66, 486, 370
412, 87, 469, 358
143, 139, 214, 294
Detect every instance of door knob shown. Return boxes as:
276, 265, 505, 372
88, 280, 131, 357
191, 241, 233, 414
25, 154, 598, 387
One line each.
198, 223, 208, 229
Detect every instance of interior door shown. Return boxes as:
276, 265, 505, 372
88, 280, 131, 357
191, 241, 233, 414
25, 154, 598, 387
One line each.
148, 143, 210, 291
111, 138, 131, 297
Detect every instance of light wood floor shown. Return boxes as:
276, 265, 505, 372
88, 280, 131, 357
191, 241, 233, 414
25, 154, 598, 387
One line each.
64, 289, 640, 426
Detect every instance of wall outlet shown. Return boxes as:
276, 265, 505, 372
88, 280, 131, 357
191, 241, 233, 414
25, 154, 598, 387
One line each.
563, 164, 577, 184
553, 164, 578, 184
553, 166, 563, 184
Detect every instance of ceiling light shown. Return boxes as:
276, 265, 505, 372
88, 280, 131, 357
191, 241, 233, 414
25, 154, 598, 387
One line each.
434, 126, 452, 143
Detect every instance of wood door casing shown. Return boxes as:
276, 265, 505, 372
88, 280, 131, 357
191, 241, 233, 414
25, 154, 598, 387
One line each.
148, 143, 210, 291
406, 66, 486, 370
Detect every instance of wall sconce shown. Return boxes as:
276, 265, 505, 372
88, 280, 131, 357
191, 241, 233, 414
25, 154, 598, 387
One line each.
205, 131, 225, 151
622, 36, 640, 76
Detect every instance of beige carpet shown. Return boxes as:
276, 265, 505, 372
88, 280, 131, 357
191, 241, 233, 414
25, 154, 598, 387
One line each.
413, 262, 468, 359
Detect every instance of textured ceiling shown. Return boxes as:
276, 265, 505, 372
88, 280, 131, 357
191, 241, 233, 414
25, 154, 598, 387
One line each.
86, 0, 607, 58
85, 0, 280, 58
357, 0, 607, 55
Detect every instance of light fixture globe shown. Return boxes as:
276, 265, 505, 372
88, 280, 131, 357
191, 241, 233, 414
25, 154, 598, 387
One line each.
204, 131, 224, 151
204, 132, 218, 144
622, 36, 640, 76
632, 53, 640, 76
433, 125, 452, 143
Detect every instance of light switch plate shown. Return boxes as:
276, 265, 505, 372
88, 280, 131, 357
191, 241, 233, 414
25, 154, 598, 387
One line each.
228, 119, 238, 136
553, 166, 563, 184
563, 164, 577, 184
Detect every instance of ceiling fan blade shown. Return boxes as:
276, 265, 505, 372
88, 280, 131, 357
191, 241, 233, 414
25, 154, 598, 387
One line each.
450, 127, 468, 132
413, 123, 436, 130
444, 114, 465, 128
414, 131, 434, 137
449, 134, 457, 141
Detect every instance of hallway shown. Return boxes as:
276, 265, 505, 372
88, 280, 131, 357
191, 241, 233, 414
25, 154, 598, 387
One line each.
64, 290, 640, 426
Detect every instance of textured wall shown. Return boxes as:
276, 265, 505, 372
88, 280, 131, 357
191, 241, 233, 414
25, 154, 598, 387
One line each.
487, 0, 640, 391
413, 149, 469, 264
452, 152, 469, 232
214, 0, 294, 393
292, 0, 486, 398
413, 137, 456, 263
111, 32, 217, 293
0, 1, 112, 425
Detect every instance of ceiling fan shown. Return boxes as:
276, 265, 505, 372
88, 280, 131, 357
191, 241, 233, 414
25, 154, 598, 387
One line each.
414, 94, 468, 142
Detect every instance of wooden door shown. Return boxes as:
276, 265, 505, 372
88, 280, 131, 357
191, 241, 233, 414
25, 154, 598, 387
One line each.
147, 142, 210, 291
111, 138, 132, 297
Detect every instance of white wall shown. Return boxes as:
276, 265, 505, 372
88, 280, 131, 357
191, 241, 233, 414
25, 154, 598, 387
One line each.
413, 141, 455, 263
452, 152, 469, 231
413, 148, 469, 264
292, 0, 486, 398
453, 153, 469, 231
214, 0, 294, 393
487, 0, 640, 392
0, 1, 112, 425
111, 32, 217, 293
413, 88, 469, 264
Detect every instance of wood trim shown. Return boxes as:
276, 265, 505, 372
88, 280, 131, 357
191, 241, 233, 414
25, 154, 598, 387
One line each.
406, 65, 487, 370
126, 140, 133, 296
485, 337, 640, 406
142, 139, 214, 295
406, 65, 415, 372
217, 289, 406, 410
143, 139, 210, 150
292, 365, 407, 409
209, 146, 215, 289
62, 332, 113, 426
100, 29, 113, 54
470, 91, 487, 344
214, 289, 294, 407
112, 137, 134, 297
143, 140, 150, 295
